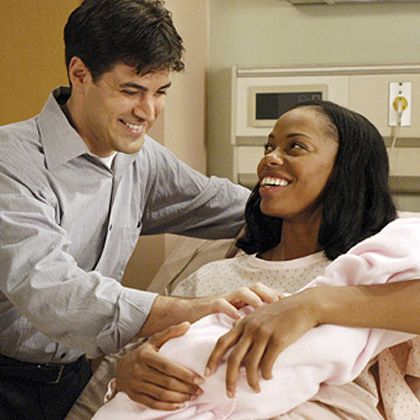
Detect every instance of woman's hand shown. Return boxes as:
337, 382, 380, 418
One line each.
116, 322, 204, 411
205, 288, 322, 398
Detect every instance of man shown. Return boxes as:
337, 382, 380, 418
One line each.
0, 0, 249, 418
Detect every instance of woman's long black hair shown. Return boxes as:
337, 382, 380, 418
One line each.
237, 100, 397, 260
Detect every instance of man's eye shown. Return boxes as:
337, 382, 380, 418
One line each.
121, 90, 138, 96
156, 90, 167, 96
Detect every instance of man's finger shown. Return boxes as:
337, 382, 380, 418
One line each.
229, 287, 264, 309
145, 367, 200, 395
215, 300, 242, 319
129, 391, 187, 411
138, 380, 193, 403
148, 322, 191, 349
147, 351, 204, 386
250, 282, 280, 304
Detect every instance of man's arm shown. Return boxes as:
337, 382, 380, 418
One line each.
140, 137, 249, 240
0, 169, 158, 358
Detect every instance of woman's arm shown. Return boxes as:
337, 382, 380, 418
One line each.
207, 217, 420, 396
206, 280, 420, 398
316, 279, 420, 334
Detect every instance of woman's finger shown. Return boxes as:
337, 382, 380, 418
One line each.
225, 335, 252, 398
259, 335, 286, 380
242, 338, 270, 392
206, 325, 243, 376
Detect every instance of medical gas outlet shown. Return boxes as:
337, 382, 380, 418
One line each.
388, 81, 411, 127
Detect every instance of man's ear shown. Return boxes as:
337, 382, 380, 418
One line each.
68, 57, 92, 93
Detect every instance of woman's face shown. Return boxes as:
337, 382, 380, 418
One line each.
257, 106, 338, 222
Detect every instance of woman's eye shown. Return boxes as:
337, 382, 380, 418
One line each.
289, 142, 305, 151
263, 143, 274, 154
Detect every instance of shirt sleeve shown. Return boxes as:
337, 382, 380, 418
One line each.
0, 170, 157, 358
141, 139, 250, 239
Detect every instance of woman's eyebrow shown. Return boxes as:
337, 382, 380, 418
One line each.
286, 132, 310, 139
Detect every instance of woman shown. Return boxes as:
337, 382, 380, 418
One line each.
94, 101, 420, 419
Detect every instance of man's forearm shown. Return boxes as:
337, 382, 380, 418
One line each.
314, 279, 420, 334
138, 296, 191, 337
138, 295, 232, 337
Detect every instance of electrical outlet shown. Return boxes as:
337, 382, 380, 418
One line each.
388, 82, 412, 127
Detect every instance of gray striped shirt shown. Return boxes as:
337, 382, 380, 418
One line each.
0, 88, 249, 363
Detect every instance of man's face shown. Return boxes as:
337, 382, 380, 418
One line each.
74, 63, 171, 157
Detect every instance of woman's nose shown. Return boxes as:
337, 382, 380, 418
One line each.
264, 149, 285, 166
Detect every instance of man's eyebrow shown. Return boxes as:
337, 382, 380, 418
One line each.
120, 82, 172, 91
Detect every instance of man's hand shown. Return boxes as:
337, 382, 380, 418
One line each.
196, 281, 282, 322
140, 282, 282, 337
116, 322, 204, 411
205, 288, 321, 398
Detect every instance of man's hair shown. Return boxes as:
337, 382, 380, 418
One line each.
237, 100, 397, 260
64, 0, 184, 80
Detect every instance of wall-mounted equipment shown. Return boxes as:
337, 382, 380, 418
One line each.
231, 64, 420, 211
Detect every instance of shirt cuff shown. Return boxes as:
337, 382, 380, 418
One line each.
96, 288, 158, 355
104, 378, 117, 403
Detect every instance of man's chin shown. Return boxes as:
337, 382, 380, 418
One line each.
117, 138, 145, 155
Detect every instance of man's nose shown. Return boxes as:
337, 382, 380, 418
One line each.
133, 94, 155, 122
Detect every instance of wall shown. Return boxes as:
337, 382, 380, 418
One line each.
0, 0, 79, 125
207, 0, 420, 180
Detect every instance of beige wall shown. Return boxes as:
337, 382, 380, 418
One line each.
207, 0, 420, 179
0, 0, 79, 125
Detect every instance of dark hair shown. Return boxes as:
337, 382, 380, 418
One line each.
64, 0, 184, 80
237, 100, 397, 260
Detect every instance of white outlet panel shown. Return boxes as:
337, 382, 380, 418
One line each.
388, 81, 412, 127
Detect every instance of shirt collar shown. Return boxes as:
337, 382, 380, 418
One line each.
38, 87, 90, 171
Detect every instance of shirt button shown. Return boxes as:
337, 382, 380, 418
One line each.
109, 224, 113, 231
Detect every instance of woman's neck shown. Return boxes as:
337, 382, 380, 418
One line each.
261, 218, 322, 261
